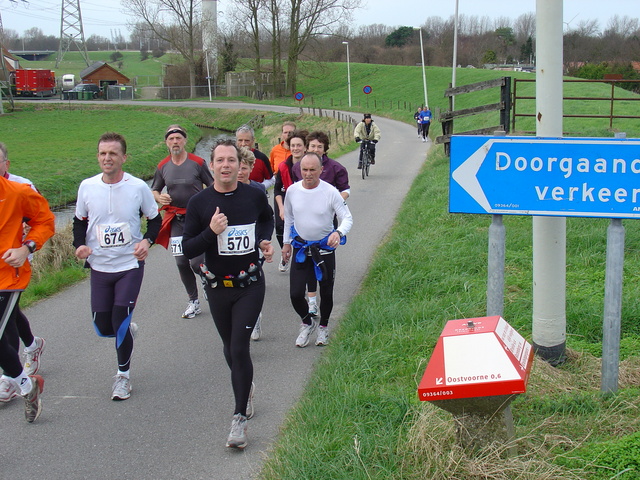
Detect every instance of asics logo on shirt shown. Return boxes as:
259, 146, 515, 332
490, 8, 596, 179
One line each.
227, 227, 249, 236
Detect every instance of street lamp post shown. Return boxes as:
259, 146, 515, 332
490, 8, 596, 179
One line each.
342, 41, 352, 107
414, 27, 428, 107
452, 0, 460, 109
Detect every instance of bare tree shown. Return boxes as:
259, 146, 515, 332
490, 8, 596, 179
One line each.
284, 0, 361, 95
123, 0, 202, 98
228, 0, 267, 90
604, 15, 639, 37
267, 0, 284, 94
513, 12, 535, 43
571, 19, 601, 37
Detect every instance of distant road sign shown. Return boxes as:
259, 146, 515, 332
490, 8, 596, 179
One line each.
294, 92, 304, 101
450, 135, 640, 218
363, 85, 372, 94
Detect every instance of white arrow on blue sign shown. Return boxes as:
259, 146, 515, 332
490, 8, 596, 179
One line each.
450, 135, 640, 218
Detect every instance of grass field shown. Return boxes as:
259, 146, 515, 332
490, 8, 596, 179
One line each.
260, 148, 640, 480
6, 56, 640, 478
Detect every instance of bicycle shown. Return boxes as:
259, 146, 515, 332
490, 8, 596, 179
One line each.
359, 140, 374, 179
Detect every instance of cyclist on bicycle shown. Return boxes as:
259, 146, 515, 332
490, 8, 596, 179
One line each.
354, 114, 381, 169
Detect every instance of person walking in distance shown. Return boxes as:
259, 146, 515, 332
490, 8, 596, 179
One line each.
73, 132, 161, 401
0, 174, 55, 422
152, 125, 214, 319
282, 152, 353, 348
0, 143, 47, 403
182, 139, 274, 450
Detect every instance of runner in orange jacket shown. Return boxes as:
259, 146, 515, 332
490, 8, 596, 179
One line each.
0, 175, 55, 422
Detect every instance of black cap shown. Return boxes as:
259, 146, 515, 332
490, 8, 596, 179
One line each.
363, 113, 372, 119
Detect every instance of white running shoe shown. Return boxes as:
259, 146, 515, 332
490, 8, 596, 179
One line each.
316, 326, 329, 346
0, 376, 19, 403
24, 336, 46, 375
251, 313, 262, 341
308, 302, 318, 317
295, 322, 317, 348
246, 382, 255, 419
226, 413, 248, 449
182, 299, 202, 319
278, 256, 290, 273
24, 375, 44, 423
111, 374, 131, 401
130, 322, 139, 339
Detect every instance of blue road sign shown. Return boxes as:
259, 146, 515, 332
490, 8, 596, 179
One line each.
450, 135, 640, 218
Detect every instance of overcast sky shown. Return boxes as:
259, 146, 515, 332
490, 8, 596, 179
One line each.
1, 0, 637, 41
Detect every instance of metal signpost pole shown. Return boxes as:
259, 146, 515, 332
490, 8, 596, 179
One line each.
601, 218, 624, 393
451, 0, 459, 110
487, 131, 506, 318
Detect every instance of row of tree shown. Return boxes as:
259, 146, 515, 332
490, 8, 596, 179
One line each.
4, 8, 639, 97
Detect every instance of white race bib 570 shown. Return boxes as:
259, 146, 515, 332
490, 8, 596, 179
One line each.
217, 223, 256, 256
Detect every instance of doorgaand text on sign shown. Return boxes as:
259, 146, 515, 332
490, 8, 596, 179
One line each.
450, 136, 640, 218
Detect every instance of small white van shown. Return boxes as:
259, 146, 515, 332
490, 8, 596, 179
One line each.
62, 74, 75, 91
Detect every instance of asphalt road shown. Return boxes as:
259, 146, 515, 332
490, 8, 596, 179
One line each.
2, 102, 431, 479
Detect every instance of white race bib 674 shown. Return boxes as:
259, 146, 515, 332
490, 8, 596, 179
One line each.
97, 223, 132, 248
217, 223, 255, 256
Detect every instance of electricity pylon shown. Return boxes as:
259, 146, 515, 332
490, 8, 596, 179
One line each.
56, 0, 90, 67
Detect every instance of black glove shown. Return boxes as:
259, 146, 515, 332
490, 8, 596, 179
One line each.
355, 137, 361, 143
372, 140, 378, 144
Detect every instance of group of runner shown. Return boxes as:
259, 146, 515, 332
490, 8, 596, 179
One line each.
414, 106, 432, 142
0, 118, 365, 449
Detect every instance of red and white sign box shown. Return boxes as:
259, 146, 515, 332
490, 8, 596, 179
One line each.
418, 316, 533, 402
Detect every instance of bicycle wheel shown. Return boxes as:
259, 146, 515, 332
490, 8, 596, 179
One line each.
365, 157, 370, 177
361, 149, 367, 179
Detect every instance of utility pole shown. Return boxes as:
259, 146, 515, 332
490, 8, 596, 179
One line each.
532, 0, 566, 366
56, 0, 91, 68
0, 9, 14, 111
202, 0, 218, 87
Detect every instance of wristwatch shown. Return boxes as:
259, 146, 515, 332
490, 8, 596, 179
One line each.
336, 230, 345, 239
23, 240, 37, 254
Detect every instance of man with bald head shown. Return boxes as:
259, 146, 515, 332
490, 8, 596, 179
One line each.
282, 153, 353, 348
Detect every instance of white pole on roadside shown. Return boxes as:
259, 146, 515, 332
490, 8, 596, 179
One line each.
205, 50, 213, 102
532, 0, 566, 365
342, 41, 352, 107
414, 27, 429, 107
451, 0, 459, 110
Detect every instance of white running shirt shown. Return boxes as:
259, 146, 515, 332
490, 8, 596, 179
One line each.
75, 172, 158, 273
283, 179, 353, 244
